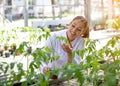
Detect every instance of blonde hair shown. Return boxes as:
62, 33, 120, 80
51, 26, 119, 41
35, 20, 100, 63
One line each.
70, 16, 89, 38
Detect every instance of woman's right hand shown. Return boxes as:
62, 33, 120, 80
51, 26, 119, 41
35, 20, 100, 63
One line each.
61, 43, 72, 55
62, 43, 73, 62
43, 66, 51, 74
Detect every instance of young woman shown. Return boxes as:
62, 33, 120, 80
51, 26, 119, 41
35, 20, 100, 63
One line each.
42, 16, 89, 73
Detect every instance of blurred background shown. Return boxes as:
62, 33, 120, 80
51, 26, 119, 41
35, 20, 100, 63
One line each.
0, 0, 120, 31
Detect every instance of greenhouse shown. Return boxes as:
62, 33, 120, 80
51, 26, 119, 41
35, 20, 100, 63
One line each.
0, 0, 120, 86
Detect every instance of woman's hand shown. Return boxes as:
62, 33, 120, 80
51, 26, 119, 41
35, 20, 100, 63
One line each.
62, 43, 73, 62
43, 66, 51, 74
62, 43, 72, 54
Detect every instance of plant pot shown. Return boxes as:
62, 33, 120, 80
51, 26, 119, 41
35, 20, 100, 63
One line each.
4, 45, 9, 51
9, 49, 14, 55
12, 45, 17, 52
27, 47, 32, 54
16, 52, 21, 56
51, 75, 58, 80
0, 50, 3, 56
98, 60, 106, 64
5, 52, 10, 58
11, 44, 17, 52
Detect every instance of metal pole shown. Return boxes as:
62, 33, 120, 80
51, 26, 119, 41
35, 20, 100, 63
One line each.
101, 0, 104, 21
3, 0, 5, 24
42, 1, 44, 20
108, 0, 114, 19
24, 0, 28, 27
58, 0, 62, 19
51, 0, 55, 20
84, 0, 91, 27
52, 5, 55, 20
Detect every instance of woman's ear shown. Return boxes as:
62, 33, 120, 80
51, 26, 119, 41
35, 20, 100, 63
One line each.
82, 27, 89, 38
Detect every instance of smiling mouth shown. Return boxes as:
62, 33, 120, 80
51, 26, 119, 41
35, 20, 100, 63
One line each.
70, 31, 76, 36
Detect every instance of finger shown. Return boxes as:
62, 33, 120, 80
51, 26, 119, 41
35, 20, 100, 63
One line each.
62, 44, 66, 50
43, 67, 50, 73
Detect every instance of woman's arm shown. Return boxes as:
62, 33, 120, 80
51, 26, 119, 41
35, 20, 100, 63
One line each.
41, 33, 55, 73
61, 43, 82, 63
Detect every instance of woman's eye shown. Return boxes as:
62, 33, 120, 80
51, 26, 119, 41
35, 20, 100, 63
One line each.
72, 24, 75, 28
78, 29, 81, 31
77, 27, 83, 31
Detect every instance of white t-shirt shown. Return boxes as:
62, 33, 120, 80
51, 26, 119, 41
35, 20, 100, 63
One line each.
43, 29, 84, 69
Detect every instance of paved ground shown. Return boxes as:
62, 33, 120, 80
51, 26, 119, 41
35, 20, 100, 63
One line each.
50, 79, 80, 86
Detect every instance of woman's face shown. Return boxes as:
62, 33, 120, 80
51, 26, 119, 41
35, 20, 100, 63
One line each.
67, 19, 85, 41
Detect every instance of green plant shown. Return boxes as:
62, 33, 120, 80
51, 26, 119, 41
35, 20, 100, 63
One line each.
0, 28, 18, 51
1, 26, 120, 86
60, 36, 120, 86
106, 18, 120, 30
0, 27, 54, 86
0, 30, 4, 46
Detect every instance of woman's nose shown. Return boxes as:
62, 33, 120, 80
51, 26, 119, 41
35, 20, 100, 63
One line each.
72, 28, 77, 32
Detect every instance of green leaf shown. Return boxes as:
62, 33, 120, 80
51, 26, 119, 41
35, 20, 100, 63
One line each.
4, 65, 9, 73
57, 36, 69, 45
21, 82, 27, 86
75, 72, 84, 86
45, 46, 51, 52
10, 62, 15, 69
43, 26, 50, 32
